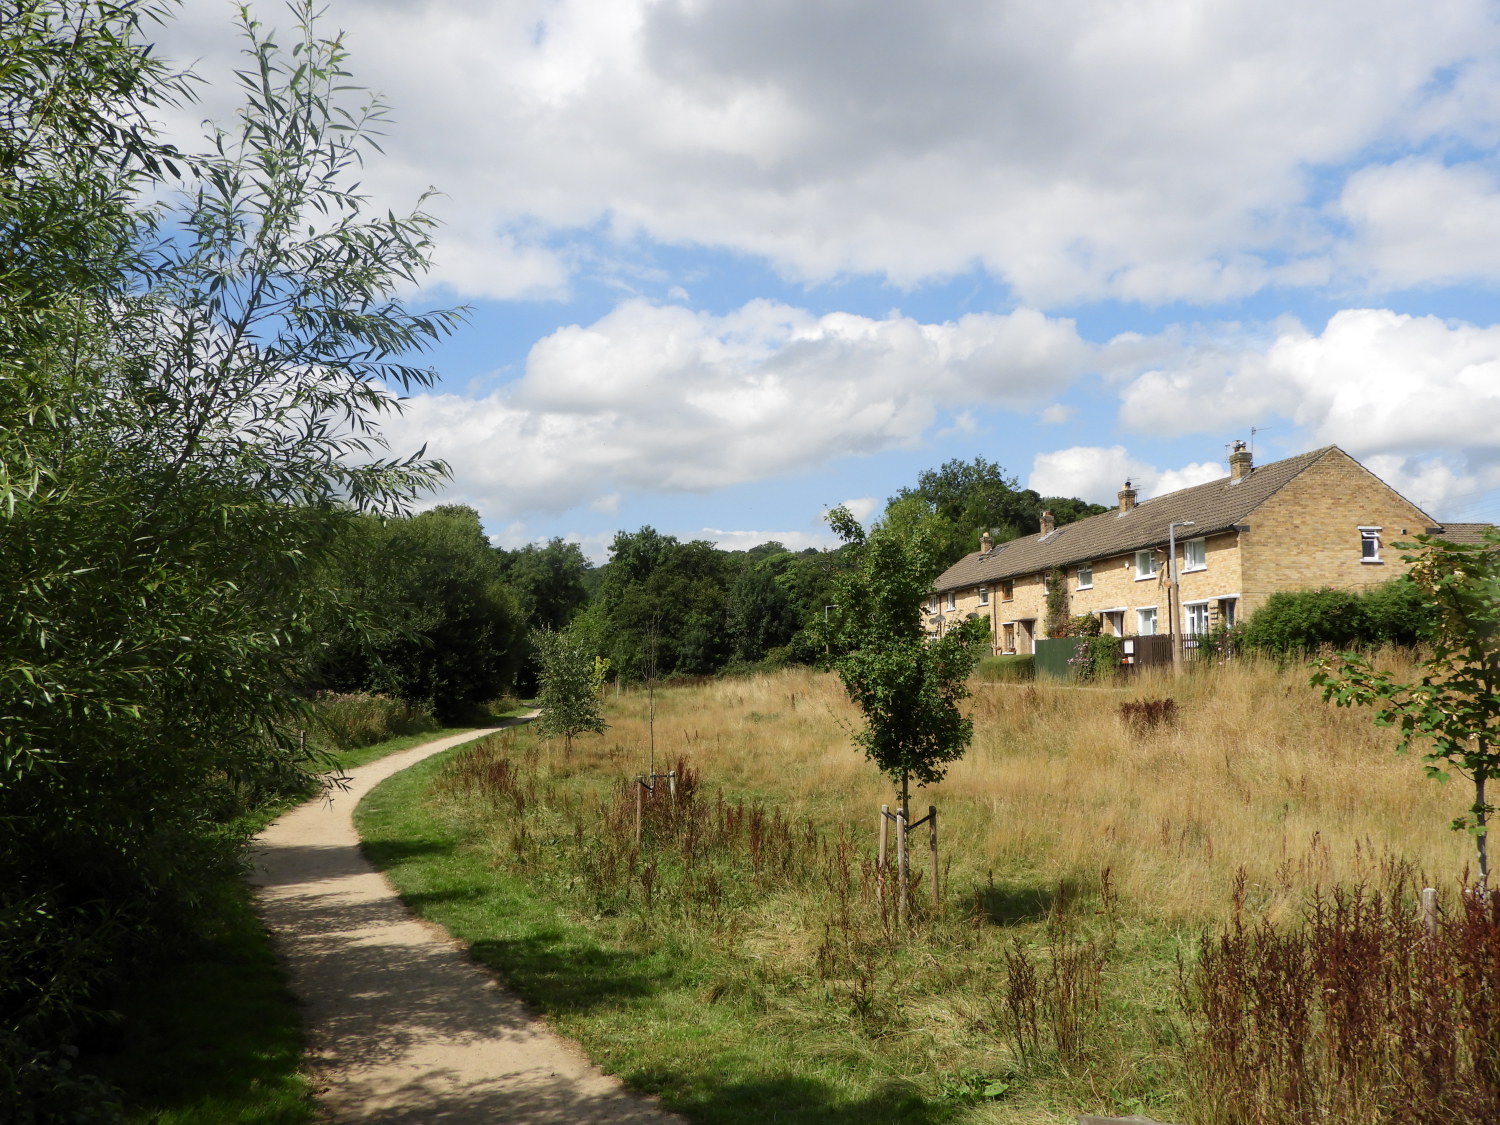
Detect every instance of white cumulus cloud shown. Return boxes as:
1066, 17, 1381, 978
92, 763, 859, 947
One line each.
153, 0, 1500, 305
376, 299, 1093, 519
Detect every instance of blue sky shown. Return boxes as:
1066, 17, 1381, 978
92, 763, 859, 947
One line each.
160, 0, 1500, 561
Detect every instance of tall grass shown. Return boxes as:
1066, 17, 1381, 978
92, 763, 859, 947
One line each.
395, 654, 1487, 1122
309, 691, 442, 752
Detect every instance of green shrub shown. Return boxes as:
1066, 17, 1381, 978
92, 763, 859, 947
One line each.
1242, 578, 1431, 656
976, 654, 1035, 681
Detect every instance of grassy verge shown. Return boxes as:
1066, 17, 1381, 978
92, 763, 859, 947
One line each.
356, 731, 1185, 1123
87, 724, 486, 1124
355, 744, 968, 1124
355, 659, 1475, 1125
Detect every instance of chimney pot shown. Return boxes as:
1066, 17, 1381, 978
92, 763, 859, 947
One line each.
1040, 510, 1055, 536
1229, 440, 1253, 482
1117, 480, 1137, 514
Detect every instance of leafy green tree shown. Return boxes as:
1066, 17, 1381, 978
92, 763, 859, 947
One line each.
828, 508, 988, 822
594, 527, 734, 678
0, 2, 455, 1100
1312, 531, 1500, 884
727, 553, 799, 663
315, 507, 522, 720
499, 537, 592, 632
893, 457, 1107, 568
533, 626, 609, 754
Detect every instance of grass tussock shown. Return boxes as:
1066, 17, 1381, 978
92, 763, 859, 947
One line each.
372, 654, 1492, 1124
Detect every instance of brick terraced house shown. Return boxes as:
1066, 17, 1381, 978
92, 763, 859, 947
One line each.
928, 443, 1490, 655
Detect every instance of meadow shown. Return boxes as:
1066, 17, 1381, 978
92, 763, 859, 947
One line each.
359, 655, 1494, 1124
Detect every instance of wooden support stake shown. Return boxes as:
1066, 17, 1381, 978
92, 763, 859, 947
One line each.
928, 805, 940, 910
635, 779, 644, 847
878, 805, 889, 908
896, 806, 909, 926
668, 770, 677, 807
1421, 886, 1438, 936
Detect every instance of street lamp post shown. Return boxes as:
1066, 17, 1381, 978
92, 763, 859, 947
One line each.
1168, 520, 1196, 673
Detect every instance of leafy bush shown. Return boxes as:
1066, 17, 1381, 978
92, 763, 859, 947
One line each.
1242, 579, 1431, 656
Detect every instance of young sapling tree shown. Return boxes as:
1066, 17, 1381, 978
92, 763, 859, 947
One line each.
827, 507, 987, 911
1312, 529, 1500, 885
533, 626, 609, 754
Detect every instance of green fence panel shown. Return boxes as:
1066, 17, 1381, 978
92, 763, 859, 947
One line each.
1033, 637, 1081, 679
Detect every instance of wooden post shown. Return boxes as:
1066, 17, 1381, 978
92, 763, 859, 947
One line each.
668, 770, 677, 807
928, 805, 940, 910
878, 805, 889, 908
896, 805, 909, 925
298, 728, 306, 755
1421, 887, 1438, 936
635, 779, 644, 847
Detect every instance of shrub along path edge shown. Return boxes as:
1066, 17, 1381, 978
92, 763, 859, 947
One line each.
251, 724, 682, 1124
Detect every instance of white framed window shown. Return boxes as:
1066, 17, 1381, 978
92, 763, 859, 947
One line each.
928, 594, 938, 613
1136, 606, 1158, 635
946, 590, 956, 611
1218, 597, 1237, 628
979, 586, 989, 606
1077, 561, 1093, 589
1185, 601, 1211, 635
1135, 549, 1157, 579
1183, 537, 1207, 572
1360, 527, 1382, 563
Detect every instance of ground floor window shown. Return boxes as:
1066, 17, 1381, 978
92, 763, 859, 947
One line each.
1185, 602, 1211, 635
1137, 607, 1158, 635
1217, 598, 1237, 628
1002, 622, 1016, 652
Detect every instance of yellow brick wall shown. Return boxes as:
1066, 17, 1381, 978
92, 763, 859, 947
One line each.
1236, 449, 1431, 616
933, 532, 1246, 652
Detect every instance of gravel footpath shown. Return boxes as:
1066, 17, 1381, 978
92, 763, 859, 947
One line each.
251, 726, 683, 1124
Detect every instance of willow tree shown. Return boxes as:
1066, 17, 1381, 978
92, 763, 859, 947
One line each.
1, 2, 456, 1103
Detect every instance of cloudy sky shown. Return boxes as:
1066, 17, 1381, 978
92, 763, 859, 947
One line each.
158, 0, 1500, 559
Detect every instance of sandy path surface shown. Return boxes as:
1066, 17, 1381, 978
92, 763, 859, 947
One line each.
251, 727, 684, 1125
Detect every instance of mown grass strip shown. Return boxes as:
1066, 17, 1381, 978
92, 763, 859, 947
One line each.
355, 741, 972, 1125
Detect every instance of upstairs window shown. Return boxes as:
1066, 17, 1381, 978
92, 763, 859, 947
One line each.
946, 590, 956, 611
1077, 561, 1093, 589
1135, 549, 1157, 579
928, 594, 938, 613
979, 586, 989, 606
1360, 527, 1382, 563
1183, 538, 1207, 571
1001, 580, 1014, 601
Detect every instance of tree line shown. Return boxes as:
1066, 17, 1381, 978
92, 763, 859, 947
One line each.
307, 456, 1106, 716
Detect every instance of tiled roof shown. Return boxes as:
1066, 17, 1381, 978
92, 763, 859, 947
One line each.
1424, 522, 1497, 546
934, 446, 1340, 592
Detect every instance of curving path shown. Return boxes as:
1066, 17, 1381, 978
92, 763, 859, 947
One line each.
251, 726, 683, 1124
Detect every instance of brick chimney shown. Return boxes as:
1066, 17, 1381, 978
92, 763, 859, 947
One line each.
1118, 480, 1137, 514
1040, 510, 1055, 536
1229, 439, 1253, 482
980, 530, 994, 553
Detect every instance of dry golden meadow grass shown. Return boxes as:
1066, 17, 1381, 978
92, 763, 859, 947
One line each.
593, 653, 1467, 926
394, 654, 1480, 1124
